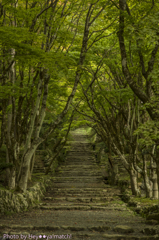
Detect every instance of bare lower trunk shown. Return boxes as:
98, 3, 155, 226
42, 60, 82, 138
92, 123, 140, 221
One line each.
142, 155, 152, 197
97, 146, 103, 164
149, 181, 153, 198
130, 169, 140, 196
156, 160, 159, 202
18, 148, 36, 192
8, 166, 16, 189
150, 160, 158, 199
111, 163, 119, 185
6, 146, 16, 190
5, 148, 10, 186
152, 176, 158, 199
144, 176, 152, 198
28, 152, 35, 181
17, 136, 43, 192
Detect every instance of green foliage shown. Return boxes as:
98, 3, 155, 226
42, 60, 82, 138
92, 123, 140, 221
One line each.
134, 120, 159, 147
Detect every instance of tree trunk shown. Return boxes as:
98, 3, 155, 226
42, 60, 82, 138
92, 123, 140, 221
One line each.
16, 70, 47, 189
97, 146, 103, 164
7, 1, 17, 189
5, 148, 10, 186
156, 159, 159, 202
6, 47, 16, 190
143, 155, 152, 198
144, 176, 152, 198
152, 174, 158, 199
130, 168, 139, 196
17, 140, 40, 192
8, 165, 16, 189
28, 152, 35, 181
111, 162, 119, 185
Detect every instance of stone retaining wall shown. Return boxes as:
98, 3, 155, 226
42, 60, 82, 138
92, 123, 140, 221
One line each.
0, 147, 68, 215
120, 189, 159, 221
0, 176, 53, 215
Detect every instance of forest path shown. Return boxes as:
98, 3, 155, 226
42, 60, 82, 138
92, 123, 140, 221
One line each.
0, 129, 159, 239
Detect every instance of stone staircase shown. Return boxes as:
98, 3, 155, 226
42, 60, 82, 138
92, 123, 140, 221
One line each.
0, 130, 159, 239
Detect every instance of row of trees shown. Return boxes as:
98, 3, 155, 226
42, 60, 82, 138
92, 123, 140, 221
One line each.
73, 0, 159, 199
0, 0, 109, 192
0, 0, 159, 200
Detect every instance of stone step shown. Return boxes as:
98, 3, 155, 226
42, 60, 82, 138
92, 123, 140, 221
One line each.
63, 162, 96, 165
50, 187, 112, 192
66, 158, 96, 159
56, 173, 102, 176
67, 155, 94, 158
53, 179, 104, 184
53, 176, 103, 180
64, 158, 96, 161
67, 157, 94, 160
50, 182, 108, 187
1, 230, 157, 240
68, 142, 92, 145
43, 196, 120, 202
56, 168, 100, 172
56, 169, 102, 173
69, 149, 93, 152
56, 172, 102, 175
66, 155, 94, 157
47, 191, 121, 197
67, 153, 94, 155
37, 205, 130, 211
66, 156, 95, 158
53, 180, 103, 183
48, 188, 114, 194
58, 165, 99, 169
68, 150, 93, 152
64, 159, 96, 162
57, 168, 100, 172
68, 154, 94, 156
47, 188, 121, 197
0, 223, 146, 232
48, 193, 120, 197
40, 201, 124, 207
62, 164, 97, 168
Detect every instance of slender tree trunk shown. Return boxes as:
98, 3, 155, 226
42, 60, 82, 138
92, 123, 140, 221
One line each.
111, 162, 119, 185
5, 1, 18, 190
7, 47, 16, 190
150, 160, 158, 199
28, 152, 35, 181
130, 167, 139, 196
144, 176, 152, 198
152, 169, 158, 199
6, 96, 12, 188
156, 146, 159, 202
8, 165, 16, 189
143, 155, 152, 198
97, 146, 103, 164
17, 72, 46, 190
5, 148, 10, 186
17, 138, 42, 192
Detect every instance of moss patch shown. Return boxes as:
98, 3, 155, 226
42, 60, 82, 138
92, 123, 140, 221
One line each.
133, 196, 158, 206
